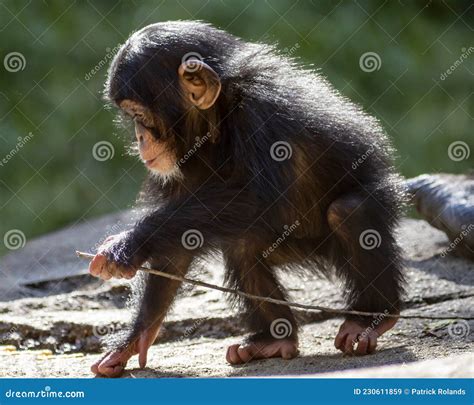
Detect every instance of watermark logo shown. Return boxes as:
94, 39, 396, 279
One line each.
440, 224, 474, 258
352, 145, 375, 170
176, 133, 211, 168
4, 229, 26, 250
0, 132, 34, 167
92, 221, 124, 252
447, 320, 470, 340
181, 52, 204, 73
282, 42, 300, 57
270, 318, 293, 339
351, 309, 389, 345
440, 47, 474, 81
448, 141, 470, 162
359, 229, 382, 250
181, 229, 204, 250
85, 44, 121, 81
179, 318, 206, 341
262, 221, 300, 258
92, 141, 115, 161
4, 52, 26, 72
359, 52, 381, 72
92, 324, 115, 338
270, 141, 292, 161
5, 387, 85, 399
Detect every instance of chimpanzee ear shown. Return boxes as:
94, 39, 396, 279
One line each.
178, 60, 221, 110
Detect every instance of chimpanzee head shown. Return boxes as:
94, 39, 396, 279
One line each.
105, 21, 240, 182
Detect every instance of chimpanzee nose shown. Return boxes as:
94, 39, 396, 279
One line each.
135, 122, 147, 145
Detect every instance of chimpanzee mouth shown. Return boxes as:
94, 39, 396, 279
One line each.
143, 150, 170, 169
144, 157, 158, 167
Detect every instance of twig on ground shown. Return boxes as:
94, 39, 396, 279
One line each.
76, 251, 474, 320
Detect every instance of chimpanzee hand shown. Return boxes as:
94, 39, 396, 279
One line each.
91, 324, 161, 377
89, 231, 142, 281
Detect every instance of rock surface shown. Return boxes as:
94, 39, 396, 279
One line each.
0, 213, 473, 378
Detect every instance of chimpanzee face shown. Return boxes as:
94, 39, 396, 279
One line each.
119, 99, 179, 181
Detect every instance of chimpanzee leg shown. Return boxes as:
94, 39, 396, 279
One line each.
91, 255, 192, 377
223, 241, 298, 364
327, 192, 404, 355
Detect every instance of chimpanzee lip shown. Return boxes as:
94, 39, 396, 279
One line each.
143, 152, 166, 168
144, 157, 157, 167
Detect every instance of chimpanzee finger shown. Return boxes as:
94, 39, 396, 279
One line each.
97, 362, 124, 378
236, 345, 253, 363
91, 356, 105, 374
92, 351, 128, 377
108, 262, 124, 279
98, 263, 113, 280
334, 330, 348, 350
89, 254, 106, 277
119, 266, 137, 280
98, 354, 130, 377
138, 343, 148, 369
226, 344, 242, 364
281, 343, 298, 360
368, 335, 378, 353
91, 356, 121, 377
344, 333, 358, 354
355, 336, 369, 355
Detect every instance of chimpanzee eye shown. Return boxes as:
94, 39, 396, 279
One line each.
134, 117, 157, 135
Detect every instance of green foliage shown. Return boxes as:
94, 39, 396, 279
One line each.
0, 1, 472, 255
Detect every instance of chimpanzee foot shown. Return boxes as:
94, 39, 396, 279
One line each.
91, 325, 160, 377
226, 339, 299, 365
334, 317, 398, 355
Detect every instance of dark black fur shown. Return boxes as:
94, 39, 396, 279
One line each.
102, 21, 405, 350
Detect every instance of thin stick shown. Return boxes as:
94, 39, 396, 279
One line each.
76, 251, 474, 320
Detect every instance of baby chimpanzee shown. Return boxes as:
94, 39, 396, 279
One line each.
88, 21, 404, 377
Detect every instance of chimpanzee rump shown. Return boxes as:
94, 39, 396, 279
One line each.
88, 21, 405, 377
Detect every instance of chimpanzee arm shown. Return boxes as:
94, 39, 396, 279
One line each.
104, 182, 264, 269
105, 254, 192, 351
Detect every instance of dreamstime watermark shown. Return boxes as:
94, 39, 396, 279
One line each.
0, 132, 34, 167
270, 318, 293, 339
440, 224, 474, 258
175, 133, 211, 168
447, 141, 470, 162
92, 324, 116, 338
359, 229, 381, 250
1, 326, 18, 343
359, 52, 381, 72
3, 229, 26, 250
351, 309, 389, 345
5, 386, 85, 399
181, 52, 204, 73
85, 44, 121, 81
262, 221, 300, 258
93, 221, 124, 252
181, 229, 204, 250
447, 320, 470, 340
270, 141, 293, 161
282, 42, 300, 57
440, 47, 474, 81
3, 52, 26, 72
92, 141, 115, 161
352, 144, 375, 170
179, 318, 206, 341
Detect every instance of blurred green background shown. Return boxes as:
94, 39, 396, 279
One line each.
0, 0, 472, 256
